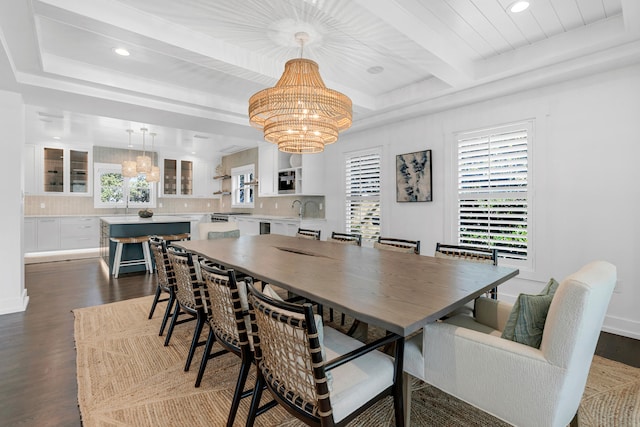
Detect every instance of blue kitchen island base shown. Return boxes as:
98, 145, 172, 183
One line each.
100, 216, 191, 276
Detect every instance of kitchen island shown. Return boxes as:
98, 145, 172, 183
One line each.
100, 216, 191, 276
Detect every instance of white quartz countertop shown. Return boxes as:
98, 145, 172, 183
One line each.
229, 215, 325, 222
99, 215, 194, 225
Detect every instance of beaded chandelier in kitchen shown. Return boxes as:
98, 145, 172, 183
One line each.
248, 32, 352, 154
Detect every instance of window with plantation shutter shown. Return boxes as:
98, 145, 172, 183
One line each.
456, 122, 531, 264
345, 150, 381, 245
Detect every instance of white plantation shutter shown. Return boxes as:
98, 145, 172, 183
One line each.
456, 122, 531, 262
345, 150, 381, 244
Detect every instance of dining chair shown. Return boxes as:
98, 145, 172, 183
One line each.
147, 236, 177, 336
325, 232, 362, 324
374, 237, 420, 254
328, 231, 362, 246
165, 247, 208, 371
403, 261, 616, 427
296, 228, 321, 240
435, 242, 499, 298
196, 260, 276, 426
245, 281, 405, 427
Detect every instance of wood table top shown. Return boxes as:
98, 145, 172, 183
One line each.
174, 234, 519, 336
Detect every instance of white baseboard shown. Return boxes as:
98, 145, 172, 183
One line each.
0, 289, 29, 315
602, 315, 640, 340
24, 248, 100, 264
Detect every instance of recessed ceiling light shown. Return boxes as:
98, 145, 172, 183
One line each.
113, 47, 130, 56
509, 1, 529, 13
191, 151, 196, 155
52, 136, 61, 140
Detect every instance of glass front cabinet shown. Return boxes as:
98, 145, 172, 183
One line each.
162, 158, 194, 196
39, 146, 91, 195
160, 157, 214, 198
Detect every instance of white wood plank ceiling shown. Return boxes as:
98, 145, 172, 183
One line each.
0, 0, 638, 155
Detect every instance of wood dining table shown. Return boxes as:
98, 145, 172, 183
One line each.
173, 234, 519, 337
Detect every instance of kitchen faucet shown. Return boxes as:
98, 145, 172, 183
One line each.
291, 199, 303, 218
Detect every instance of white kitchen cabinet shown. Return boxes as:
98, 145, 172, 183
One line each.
193, 159, 215, 197
270, 219, 298, 236
258, 144, 325, 196
23, 218, 37, 252
161, 156, 213, 197
258, 144, 277, 197
298, 154, 324, 195
30, 145, 92, 195
24, 216, 101, 253
36, 217, 60, 251
60, 217, 99, 249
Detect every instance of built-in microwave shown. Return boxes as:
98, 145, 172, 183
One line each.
278, 170, 296, 194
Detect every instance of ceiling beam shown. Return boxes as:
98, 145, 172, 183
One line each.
621, 0, 640, 35
36, 0, 377, 110
354, 0, 476, 88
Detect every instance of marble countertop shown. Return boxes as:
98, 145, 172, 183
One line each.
99, 215, 194, 225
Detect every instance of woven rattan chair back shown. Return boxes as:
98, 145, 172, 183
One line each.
147, 236, 178, 334
296, 228, 321, 240
435, 243, 497, 265
328, 232, 362, 246
167, 247, 204, 311
435, 243, 499, 299
375, 237, 420, 254
149, 236, 175, 291
247, 282, 331, 424
199, 261, 249, 353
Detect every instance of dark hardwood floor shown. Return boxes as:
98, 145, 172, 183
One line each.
0, 259, 155, 427
1, 257, 639, 426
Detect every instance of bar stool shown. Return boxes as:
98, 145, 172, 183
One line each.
157, 232, 190, 242
110, 235, 153, 278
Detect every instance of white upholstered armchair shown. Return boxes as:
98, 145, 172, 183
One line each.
403, 261, 616, 427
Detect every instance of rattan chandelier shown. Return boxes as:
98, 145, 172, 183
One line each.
248, 32, 352, 154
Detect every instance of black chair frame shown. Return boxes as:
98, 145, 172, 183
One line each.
246, 282, 405, 427
165, 247, 208, 371
329, 231, 362, 246
377, 237, 420, 254
148, 236, 177, 336
296, 228, 321, 240
435, 243, 498, 299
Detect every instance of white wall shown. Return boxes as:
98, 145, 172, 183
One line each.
324, 63, 640, 339
0, 90, 28, 314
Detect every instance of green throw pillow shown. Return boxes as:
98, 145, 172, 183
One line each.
207, 229, 240, 239
501, 278, 560, 348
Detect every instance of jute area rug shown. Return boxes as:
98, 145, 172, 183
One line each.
74, 296, 640, 426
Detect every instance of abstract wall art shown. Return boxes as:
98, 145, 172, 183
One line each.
396, 149, 432, 202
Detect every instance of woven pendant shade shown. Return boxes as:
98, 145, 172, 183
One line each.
122, 129, 137, 177
122, 160, 137, 177
147, 165, 160, 183
136, 155, 152, 174
249, 57, 352, 154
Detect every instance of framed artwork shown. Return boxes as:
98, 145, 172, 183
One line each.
396, 149, 432, 202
